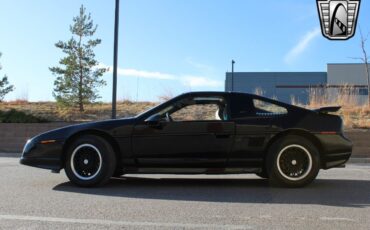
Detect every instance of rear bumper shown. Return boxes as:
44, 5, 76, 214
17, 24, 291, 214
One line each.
322, 151, 352, 169
315, 133, 353, 169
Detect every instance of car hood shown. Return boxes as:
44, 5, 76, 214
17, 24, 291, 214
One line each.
30, 117, 136, 143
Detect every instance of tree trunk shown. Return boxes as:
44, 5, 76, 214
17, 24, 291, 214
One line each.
363, 49, 370, 107
366, 63, 370, 107
79, 101, 84, 112
78, 69, 84, 112
360, 32, 370, 107
78, 34, 84, 112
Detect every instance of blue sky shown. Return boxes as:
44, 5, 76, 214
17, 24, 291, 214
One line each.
0, 0, 369, 102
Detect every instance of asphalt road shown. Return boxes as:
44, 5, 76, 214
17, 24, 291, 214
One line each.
0, 157, 370, 230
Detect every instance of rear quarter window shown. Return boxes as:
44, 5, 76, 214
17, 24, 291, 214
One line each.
253, 99, 288, 116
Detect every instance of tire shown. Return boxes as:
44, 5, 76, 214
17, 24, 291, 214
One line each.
65, 135, 116, 187
266, 135, 320, 188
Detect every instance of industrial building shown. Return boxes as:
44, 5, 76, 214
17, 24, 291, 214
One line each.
225, 63, 369, 105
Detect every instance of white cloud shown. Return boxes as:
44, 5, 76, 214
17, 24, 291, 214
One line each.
185, 57, 214, 73
116, 68, 175, 80
181, 75, 223, 88
284, 27, 321, 64
99, 63, 175, 80
99, 63, 222, 88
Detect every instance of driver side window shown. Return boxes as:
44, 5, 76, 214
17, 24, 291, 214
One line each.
171, 104, 220, 121
153, 96, 229, 122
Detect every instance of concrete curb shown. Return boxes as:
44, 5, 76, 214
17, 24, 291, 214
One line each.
0, 153, 21, 158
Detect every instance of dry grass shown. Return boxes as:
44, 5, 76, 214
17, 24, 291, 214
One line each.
1, 86, 370, 129
0, 100, 218, 122
0, 100, 157, 122
171, 104, 218, 121
292, 86, 370, 129
253, 85, 370, 129
340, 106, 370, 129
254, 87, 265, 97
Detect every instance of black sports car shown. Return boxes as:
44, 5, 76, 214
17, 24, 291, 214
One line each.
20, 92, 352, 187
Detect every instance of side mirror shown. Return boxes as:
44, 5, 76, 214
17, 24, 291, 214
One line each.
145, 114, 163, 127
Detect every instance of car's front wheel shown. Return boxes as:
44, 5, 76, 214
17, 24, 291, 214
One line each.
65, 135, 116, 187
266, 135, 320, 188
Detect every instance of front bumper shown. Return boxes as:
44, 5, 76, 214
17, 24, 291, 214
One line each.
20, 138, 64, 171
315, 133, 353, 169
20, 157, 61, 171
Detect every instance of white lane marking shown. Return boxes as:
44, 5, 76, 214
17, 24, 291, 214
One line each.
0, 214, 253, 229
320, 217, 356, 222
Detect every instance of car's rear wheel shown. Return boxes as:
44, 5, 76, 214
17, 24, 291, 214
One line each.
266, 135, 320, 187
65, 135, 116, 187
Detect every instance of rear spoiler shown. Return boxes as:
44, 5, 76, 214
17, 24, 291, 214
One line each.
313, 106, 341, 114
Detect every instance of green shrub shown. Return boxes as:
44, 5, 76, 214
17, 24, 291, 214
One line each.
0, 109, 48, 123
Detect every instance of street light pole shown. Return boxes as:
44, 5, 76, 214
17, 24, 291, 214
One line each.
231, 60, 235, 92
112, 0, 120, 119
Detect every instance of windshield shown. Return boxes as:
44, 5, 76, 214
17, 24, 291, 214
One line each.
135, 96, 179, 118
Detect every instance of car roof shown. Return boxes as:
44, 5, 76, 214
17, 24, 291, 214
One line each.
179, 91, 254, 97
178, 91, 307, 111
136, 91, 310, 120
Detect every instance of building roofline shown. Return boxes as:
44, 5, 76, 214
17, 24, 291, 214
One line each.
225, 72, 327, 74
327, 63, 365, 65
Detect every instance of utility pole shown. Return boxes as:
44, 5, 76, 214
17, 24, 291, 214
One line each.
231, 60, 235, 91
112, 0, 120, 119
136, 77, 139, 102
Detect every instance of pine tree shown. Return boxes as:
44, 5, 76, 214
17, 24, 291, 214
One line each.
50, 5, 107, 111
0, 53, 15, 102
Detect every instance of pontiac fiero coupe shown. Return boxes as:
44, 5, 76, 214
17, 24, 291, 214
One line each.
20, 92, 352, 187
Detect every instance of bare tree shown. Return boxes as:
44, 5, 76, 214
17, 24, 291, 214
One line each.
351, 28, 370, 106
157, 88, 174, 102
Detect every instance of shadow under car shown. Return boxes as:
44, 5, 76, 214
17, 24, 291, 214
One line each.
53, 176, 370, 208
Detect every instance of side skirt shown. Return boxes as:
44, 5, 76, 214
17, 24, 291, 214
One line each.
123, 167, 262, 174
